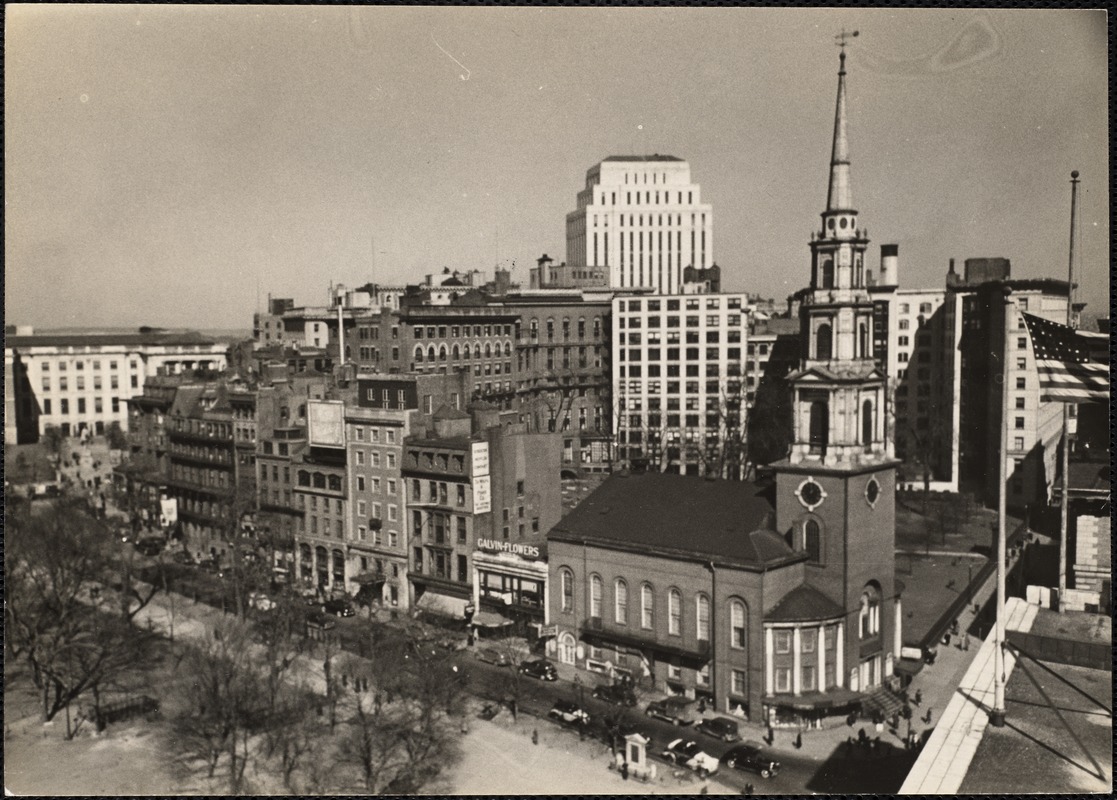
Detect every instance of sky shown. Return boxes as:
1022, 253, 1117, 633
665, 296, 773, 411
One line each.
5, 7, 1109, 331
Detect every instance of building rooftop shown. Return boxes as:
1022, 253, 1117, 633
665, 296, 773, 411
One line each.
602, 154, 684, 163
765, 584, 846, 622
548, 472, 801, 569
6, 330, 219, 349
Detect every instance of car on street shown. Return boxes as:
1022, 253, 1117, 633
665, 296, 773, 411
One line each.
170, 550, 195, 565
695, 716, 741, 742
198, 558, 224, 577
645, 696, 699, 725
322, 598, 355, 617
548, 699, 591, 726
134, 537, 165, 557
593, 682, 637, 706
475, 647, 511, 667
661, 739, 720, 775
721, 741, 781, 779
518, 659, 558, 681
248, 591, 276, 612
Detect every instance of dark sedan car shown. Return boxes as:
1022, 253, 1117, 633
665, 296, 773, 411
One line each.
721, 741, 781, 779
592, 682, 637, 706
548, 699, 590, 725
322, 598, 355, 617
518, 659, 558, 681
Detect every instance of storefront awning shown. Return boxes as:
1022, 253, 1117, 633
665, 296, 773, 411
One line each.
763, 687, 861, 711
473, 610, 512, 628
415, 590, 468, 620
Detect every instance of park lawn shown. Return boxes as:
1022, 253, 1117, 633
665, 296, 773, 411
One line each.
895, 552, 988, 648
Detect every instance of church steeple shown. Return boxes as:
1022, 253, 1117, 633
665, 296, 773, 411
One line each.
826, 48, 853, 213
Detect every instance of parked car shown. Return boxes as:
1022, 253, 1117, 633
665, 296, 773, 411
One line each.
645, 696, 699, 725
475, 647, 511, 667
248, 591, 276, 612
134, 537, 165, 557
170, 550, 195, 566
198, 558, 224, 577
438, 635, 469, 652
661, 739, 720, 775
593, 682, 637, 706
548, 699, 590, 726
322, 598, 355, 617
721, 741, 781, 779
518, 659, 558, 681
305, 610, 337, 631
695, 716, 741, 742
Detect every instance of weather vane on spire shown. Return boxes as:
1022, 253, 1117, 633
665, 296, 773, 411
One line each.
835, 28, 859, 52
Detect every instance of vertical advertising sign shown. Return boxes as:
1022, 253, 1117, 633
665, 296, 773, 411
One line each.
471, 441, 490, 477
307, 400, 346, 447
472, 474, 492, 514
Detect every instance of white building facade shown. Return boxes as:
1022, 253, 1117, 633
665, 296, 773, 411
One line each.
5, 331, 228, 443
612, 292, 750, 478
566, 156, 713, 294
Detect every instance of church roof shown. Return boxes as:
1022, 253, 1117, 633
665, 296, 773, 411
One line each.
548, 472, 801, 570
765, 584, 846, 623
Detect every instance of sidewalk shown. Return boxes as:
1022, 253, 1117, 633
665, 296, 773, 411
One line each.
899, 597, 1038, 793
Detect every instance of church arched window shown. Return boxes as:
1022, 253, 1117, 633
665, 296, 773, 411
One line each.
816, 323, 832, 360
809, 401, 829, 455
862, 399, 874, 446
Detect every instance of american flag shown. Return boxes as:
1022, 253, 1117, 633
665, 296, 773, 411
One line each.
1021, 313, 1109, 403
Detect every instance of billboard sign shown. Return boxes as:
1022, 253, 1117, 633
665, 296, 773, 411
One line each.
472, 474, 491, 514
471, 441, 490, 477
159, 496, 178, 527
307, 400, 346, 448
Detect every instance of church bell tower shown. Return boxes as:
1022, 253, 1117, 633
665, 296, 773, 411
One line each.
770, 36, 902, 694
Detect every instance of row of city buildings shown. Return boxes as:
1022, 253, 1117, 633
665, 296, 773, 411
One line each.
4, 45, 1107, 725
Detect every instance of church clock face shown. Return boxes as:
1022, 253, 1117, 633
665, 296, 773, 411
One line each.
795, 478, 827, 511
865, 478, 881, 508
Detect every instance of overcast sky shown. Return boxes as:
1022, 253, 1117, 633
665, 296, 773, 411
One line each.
5, 6, 1108, 330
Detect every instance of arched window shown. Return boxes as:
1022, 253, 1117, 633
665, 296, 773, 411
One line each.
614, 579, 628, 624
560, 568, 574, 613
862, 400, 874, 446
821, 258, 834, 289
859, 584, 881, 638
640, 583, 654, 629
696, 593, 710, 640
452, 344, 460, 359
299, 542, 312, 562
809, 401, 829, 454
414, 346, 424, 363
816, 323, 832, 360
590, 574, 603, 619
729, 600, 747, 649
558, 632, 576, 664
426, 345, 436, 362
858, 321, 869, 358
668, 588, 682, 636
439, 345, 447, 361
504, 341, 512, 357
804, 520, 821, 563
332, 548, 345, 574
474, 344, 482, 359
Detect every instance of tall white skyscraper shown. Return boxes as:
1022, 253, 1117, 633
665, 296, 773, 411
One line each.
565, 156, 713, 294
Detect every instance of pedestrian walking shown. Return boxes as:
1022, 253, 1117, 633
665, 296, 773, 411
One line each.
532, 729, 539, 746
620, 761, 629, 781
699, 776, 709, 794
794, 730, 802, 749
743, 782, 754, 795
765, 724, 774, 745
914, 689, 922, 707
924, 708, 933, 725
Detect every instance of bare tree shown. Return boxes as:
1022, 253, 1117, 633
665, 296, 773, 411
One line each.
173, 617, 265, 793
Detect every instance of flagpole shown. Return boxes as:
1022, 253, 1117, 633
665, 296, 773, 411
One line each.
991, 286, 1011, 728
1057, 170, 1079, 613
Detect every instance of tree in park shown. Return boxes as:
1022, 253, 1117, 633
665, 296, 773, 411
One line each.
105, 420, 129, 451
173, 618, 266, 794
4, 498, 158, 733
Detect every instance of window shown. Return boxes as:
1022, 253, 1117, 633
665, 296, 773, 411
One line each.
590, 574, 603, 618
668, 588, 682, 635
775, 629, 792, 653
859, 587, 880, 638
1015, 397, 1026, 410
801, 664, 817, 692
775, 667, 791, 693
731, 669, 747, 696
730, 600, 746, 649
1014, 436, 1025, 450
614, 579, 628, 624
1015, 417, 1025, 430
696, 664, 710, 687
692, 598, 710, 639
560, 568, 574, 613
801, 628, 817, 653
804, 520, 821, 562
1016, 377, 1026, 390
640, 584, 654, 629
1017, 337, 1028, 350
